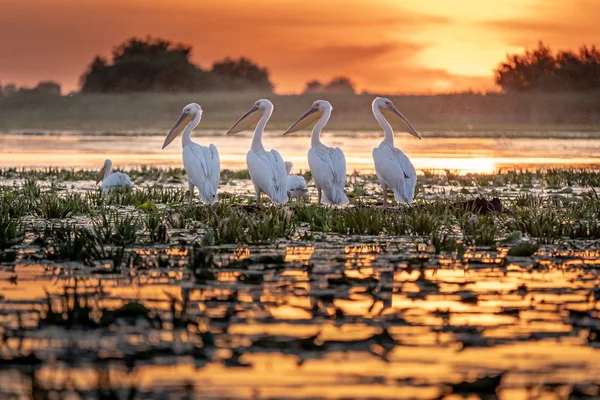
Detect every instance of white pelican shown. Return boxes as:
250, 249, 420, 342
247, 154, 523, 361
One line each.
371, 97, 421, 206
283, 100, 348, 205
285, 161, 308, 200
226, 99, 287, 204
96, 159, 133, 192
162, 103, 220, 204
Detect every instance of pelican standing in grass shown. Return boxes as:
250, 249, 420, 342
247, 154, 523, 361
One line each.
226, 99, 287, 204
285, 161, 308, 200
284, 100, 348, 205
371, 97, 421, 206
96, 159, 133, 192
162, 103, 220, 204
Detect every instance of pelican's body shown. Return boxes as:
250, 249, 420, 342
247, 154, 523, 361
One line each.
227, 99, 287, 204
162, 103, 220, 204
97, 159, 133, 192
371, 97, 421, 206
285, 161, 308, 200
284, 100, 348, 205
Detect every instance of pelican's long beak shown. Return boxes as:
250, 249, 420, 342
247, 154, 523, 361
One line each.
382, 104, 421, 139
227, 106, 262, 135
283, 106, 323, 135
163, 111, 194, 149
96, 165, 106, 184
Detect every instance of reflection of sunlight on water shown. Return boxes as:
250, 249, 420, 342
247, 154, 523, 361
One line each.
345, 245, 380, 268
233, 247, 251, 260
284, 246, 314, 264
412, 157, 496, 174
23, 341, 600, 399
266, 304, 312, 320
3, 230, 600, 398
3, 133, 600, 173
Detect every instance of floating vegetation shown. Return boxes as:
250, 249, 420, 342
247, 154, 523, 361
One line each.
1, 167, 600, 398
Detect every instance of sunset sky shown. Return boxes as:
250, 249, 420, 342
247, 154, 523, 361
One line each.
1, 0, 599, 94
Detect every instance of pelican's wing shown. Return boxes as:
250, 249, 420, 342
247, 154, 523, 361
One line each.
208, 144, 221, 197
267, 149, 288, 202
308, 146, 349, 205
247, 150, 288, 203
102, 172, 133, 190
373, 145, 417, 203
184, 143, 219, 203
330, 147, 347, 193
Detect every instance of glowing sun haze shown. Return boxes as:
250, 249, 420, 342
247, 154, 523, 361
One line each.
1, 0, 598, 94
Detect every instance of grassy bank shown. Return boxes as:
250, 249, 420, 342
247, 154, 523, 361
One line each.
1, 91, 599, 131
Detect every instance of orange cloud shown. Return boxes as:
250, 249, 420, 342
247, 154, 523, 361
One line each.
0, 0, 597, 94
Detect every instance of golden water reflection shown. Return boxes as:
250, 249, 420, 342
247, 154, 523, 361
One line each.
1, 240, 600, 398
2, 132, 600, 173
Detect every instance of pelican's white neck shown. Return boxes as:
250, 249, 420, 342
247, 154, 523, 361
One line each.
251, 103, 273, 152
182, 112, 202, 148
373, 104, 394, 146
311, 106, 331, 147
104, 162, 112, 179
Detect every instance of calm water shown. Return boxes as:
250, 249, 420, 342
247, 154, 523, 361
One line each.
2, 241, 600, 399
2, 131, 600, 398
2, 130, 600, 173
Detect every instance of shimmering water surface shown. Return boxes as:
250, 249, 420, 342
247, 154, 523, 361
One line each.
2, 130, 600, 173
2, 138, 600, 399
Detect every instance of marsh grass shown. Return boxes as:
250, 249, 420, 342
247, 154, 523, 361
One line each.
2, 168, 600, 253
430, 230, 466, 255
1, 189, 30, 218
35, 191, 89, 219
460, 214, 499, 246
144, 211, 166, 243
44, 225, 96, 265
92, 211, 141, 246
0, 213, 23, 249
1, 167, 97, 182
99, 186, 187, 207
417, 168, 600, 189
205, 206, 294, 244
221, 169, 251, 182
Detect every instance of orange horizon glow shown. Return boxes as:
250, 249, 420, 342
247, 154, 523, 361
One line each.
1, 0, 599, 94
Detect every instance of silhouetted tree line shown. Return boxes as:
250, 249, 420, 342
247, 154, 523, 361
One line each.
0, 81, 61, 96
496, 41, 600, 92
80, 37, 273, 93
303, 77, 355, 94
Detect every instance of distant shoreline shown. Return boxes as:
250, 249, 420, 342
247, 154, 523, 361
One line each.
1, 91, 599, 131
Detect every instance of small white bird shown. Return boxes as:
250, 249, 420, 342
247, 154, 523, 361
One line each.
285, 161, 308, 200
227, 99, 288, 204
162, 103, 220, 204
96, 159, 133, 192
284, 100, 348, 205
371, 97, 421, 206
